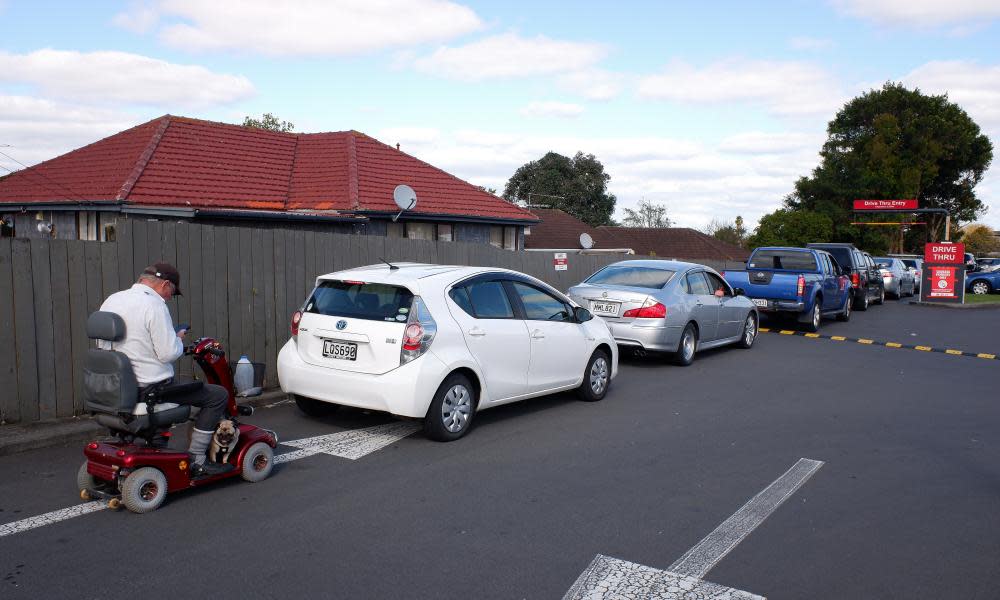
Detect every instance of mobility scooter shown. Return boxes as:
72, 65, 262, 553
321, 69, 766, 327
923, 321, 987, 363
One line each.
78, 311, 278, 513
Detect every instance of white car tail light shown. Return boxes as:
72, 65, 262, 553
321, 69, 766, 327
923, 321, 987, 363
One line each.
291, 310, 302, 338
400, 296, 436, 365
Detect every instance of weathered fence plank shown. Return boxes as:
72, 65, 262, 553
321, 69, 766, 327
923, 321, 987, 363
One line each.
49, 240, 75, 418
66, 240, 90, 416
0, 240, 17, 423
30, 240, 57, 420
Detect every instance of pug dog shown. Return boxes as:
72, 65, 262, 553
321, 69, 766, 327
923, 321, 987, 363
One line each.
209, 420, 239, 464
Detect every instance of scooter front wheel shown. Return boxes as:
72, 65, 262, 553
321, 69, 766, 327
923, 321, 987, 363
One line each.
241, 442, 274, 483
121, 467, 168, 513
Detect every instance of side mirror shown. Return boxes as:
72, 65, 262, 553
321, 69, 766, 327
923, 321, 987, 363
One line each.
733, 287, 745, 296
574, 306, 594, 322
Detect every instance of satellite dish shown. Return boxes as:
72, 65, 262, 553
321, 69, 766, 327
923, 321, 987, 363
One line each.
579, 232, 594, 249
392, 184, 417, 223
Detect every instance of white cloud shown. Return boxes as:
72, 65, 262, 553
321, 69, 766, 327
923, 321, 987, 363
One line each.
412, 32, 607, 81
637, 58, 847, 118
0, 49, 254, 107
900, 60, 1000, 135
131, 0, 482, 56
832, 0, 1000, 27
789, 36, 833, 51
520, 102, 584, 119
556, 69, 625, 101
112, 2, 160, 33
718, 131, 825, 155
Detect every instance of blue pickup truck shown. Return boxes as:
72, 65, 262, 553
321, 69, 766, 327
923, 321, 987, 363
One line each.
724, 247, 852, 332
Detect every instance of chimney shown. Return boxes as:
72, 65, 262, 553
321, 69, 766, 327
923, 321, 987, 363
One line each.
396, 143, 400, 150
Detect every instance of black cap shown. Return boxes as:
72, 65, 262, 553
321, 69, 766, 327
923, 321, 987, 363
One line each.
143, 262, 182, 295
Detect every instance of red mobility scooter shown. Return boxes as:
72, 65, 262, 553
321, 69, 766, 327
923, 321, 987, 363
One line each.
78, 311, 278, 513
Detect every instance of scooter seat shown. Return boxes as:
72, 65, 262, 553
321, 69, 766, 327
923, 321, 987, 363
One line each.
95, 405, 192, 435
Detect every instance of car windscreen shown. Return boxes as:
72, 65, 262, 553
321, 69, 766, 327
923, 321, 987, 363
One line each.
821, 247, 852, 269
901, 259, 918, 269
585, 266, 676, 289
874, 258, 893, 269
748, 250, 817, 271
305, 280, 414, 322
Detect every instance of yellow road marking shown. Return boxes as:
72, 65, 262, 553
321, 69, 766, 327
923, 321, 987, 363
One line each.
779, 330, 795, 335
945, 349, 963, 355
858, 339, 874, 344
886, 342, 902, 348
758, 327, 770, 332
978, 353, 996, 359
831, 336, 846, 341
804, 333, 820, 338
915, 346, 932, 351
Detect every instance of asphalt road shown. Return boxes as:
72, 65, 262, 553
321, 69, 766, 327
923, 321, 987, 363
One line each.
1, 299, 998, 599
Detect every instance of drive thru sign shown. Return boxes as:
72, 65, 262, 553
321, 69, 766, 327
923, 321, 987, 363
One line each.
921, 242, 965, 303
553, 253, 568, 271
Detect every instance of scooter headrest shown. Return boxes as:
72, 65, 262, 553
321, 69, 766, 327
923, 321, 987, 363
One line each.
86, 311, 127, 342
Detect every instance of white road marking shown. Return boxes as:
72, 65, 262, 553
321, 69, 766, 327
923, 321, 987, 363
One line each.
564, 458, 824, 600
0, 422, 419, 539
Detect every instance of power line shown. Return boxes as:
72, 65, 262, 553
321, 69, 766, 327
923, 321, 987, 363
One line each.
0, 148, 93, 203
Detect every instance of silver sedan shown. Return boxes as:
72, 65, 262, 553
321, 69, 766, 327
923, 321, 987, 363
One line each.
875, 257, 916, 299
567, 260, 759, 366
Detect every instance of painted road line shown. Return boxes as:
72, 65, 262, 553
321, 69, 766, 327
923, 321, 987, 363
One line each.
915, 345, 932, 351
804, 333, 820, 338
978, 353, 997, 359
758, 329, 1000, 361
0, 501, 106, 538
0, 423, 419, 540
779, 330, 795, 335
564, 458, 824, 600
830, 336, 846, 341
886, 342, 902, 348
758, 327, 770, 332
945, 349, 963, 356
858, 338, 874, 345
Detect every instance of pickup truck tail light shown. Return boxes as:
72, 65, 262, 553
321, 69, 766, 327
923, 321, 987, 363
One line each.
850, 272, 860, 288
623, 300, 667, 319
796, 274, 805, 297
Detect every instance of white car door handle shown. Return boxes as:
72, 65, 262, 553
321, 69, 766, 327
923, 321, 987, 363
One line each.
531, 330, 545, 340
467, 328, 487, 337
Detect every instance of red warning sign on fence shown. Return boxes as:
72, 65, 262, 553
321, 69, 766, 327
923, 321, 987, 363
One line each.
553, 252, 568, 271
928, 267, 957, 298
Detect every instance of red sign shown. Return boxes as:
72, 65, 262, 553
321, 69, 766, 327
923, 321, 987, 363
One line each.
853, 199, 919, 210
924, 242, 965, 264
553, 252, 568, 271
928, 267, 957, 298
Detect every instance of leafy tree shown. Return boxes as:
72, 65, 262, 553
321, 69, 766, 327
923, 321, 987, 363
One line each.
503, 151, 617, 226
621, 199, 672, 228
747, 209, 834, 249
786, 82, 992, 249
478, 186, 498, 195
242, 113, 295, 132
960, 224, 1000, 256
706, 215, 747, 247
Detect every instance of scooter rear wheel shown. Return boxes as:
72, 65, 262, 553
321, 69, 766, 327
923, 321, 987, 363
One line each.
121, 467, 168, 513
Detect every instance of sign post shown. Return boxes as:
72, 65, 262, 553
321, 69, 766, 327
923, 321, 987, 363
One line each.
921, 242, 965, 304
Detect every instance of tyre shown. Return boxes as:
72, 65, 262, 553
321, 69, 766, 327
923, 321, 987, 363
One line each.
77, 461, 114, 498
293, 394, 339, 418
672, 323, 698, 366
423, 374, 476, 442
737, 313, 757, 349
121, 467, 168, 514
837, 296, 852, 322
240, 442, 274, 483
803, 302, 822, 333
855, 289, 869, 311
971, 280, 991, 295
577, 349, 611, 401
875, 287, 885, 305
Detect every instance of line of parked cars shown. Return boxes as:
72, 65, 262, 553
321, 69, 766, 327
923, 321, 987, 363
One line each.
277, 258, 759, 442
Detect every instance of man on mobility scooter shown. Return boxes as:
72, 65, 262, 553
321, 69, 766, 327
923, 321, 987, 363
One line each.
98, 263, 231, 478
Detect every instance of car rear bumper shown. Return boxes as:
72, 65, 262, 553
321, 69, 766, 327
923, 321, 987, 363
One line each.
751, 299, 806, 314
606, 320, 682, 352
277, 340, 449, 418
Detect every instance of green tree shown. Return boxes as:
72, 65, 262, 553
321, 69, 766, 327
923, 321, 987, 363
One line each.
960, 224, 1000, 256
786, 82, 992, 249
706, 215, 747, 247
621, 199, 672, 228
747, 209, 835, 249
503, 151, 617, 226
242, 112, 295, 132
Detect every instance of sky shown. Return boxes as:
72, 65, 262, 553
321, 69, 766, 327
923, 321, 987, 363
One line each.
2, 0, 1000, 231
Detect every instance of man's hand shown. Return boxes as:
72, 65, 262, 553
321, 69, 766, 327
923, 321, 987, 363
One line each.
176, 329, 187, 340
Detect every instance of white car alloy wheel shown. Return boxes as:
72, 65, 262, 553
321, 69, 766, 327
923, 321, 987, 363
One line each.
441, 383, 473, 433
971, 281, 990, 295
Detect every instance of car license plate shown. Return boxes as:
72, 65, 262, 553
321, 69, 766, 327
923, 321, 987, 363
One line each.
322, 339, 357, 361
590, 301, 620, 317
752, 298, 770, 308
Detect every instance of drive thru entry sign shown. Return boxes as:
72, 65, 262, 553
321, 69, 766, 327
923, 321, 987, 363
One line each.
921, 242, 965, 303
554, 253, 568, 271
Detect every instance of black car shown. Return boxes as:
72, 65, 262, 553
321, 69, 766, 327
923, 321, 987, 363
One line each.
806, 243, 885, 310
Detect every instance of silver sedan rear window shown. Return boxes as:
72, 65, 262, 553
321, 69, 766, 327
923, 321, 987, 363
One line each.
585, 266, 676, 289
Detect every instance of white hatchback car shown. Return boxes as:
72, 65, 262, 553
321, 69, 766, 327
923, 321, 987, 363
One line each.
277, 263, 618, 441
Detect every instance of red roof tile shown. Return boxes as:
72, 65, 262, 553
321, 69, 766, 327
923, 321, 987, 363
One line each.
0, 115, 537, 223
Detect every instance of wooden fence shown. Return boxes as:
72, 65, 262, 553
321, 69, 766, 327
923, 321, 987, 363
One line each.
0, 220, 630, 424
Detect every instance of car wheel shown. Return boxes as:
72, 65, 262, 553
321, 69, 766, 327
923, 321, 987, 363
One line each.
293, 394, 339, 418
737, 313, 757, 349
240, 442, 274, 483
423, 373, 476, 442
875, 287, 885, 305
672, 323, 698, 366
971, 281, 992, 295
837, 296, 851, 322
803, 302, 822, 333
577, 349, 611, 401
121, 467, 168, 514
855, 290, 869, 311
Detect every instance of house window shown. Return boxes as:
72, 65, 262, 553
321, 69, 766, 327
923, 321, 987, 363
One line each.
437, 223, 453, 242
387, 221, 404, 238
78, 212, 98, 241
504, 226, 517, 250
489, 226, 503, 248
99, 213, 117, 242
406, 222, 435, 240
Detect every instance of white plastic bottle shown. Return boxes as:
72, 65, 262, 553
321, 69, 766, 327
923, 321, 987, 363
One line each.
234, 355, 254, 396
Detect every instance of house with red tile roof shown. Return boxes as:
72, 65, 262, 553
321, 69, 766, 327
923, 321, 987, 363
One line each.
525, 208, 749, 261
0, 115, 537, 249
